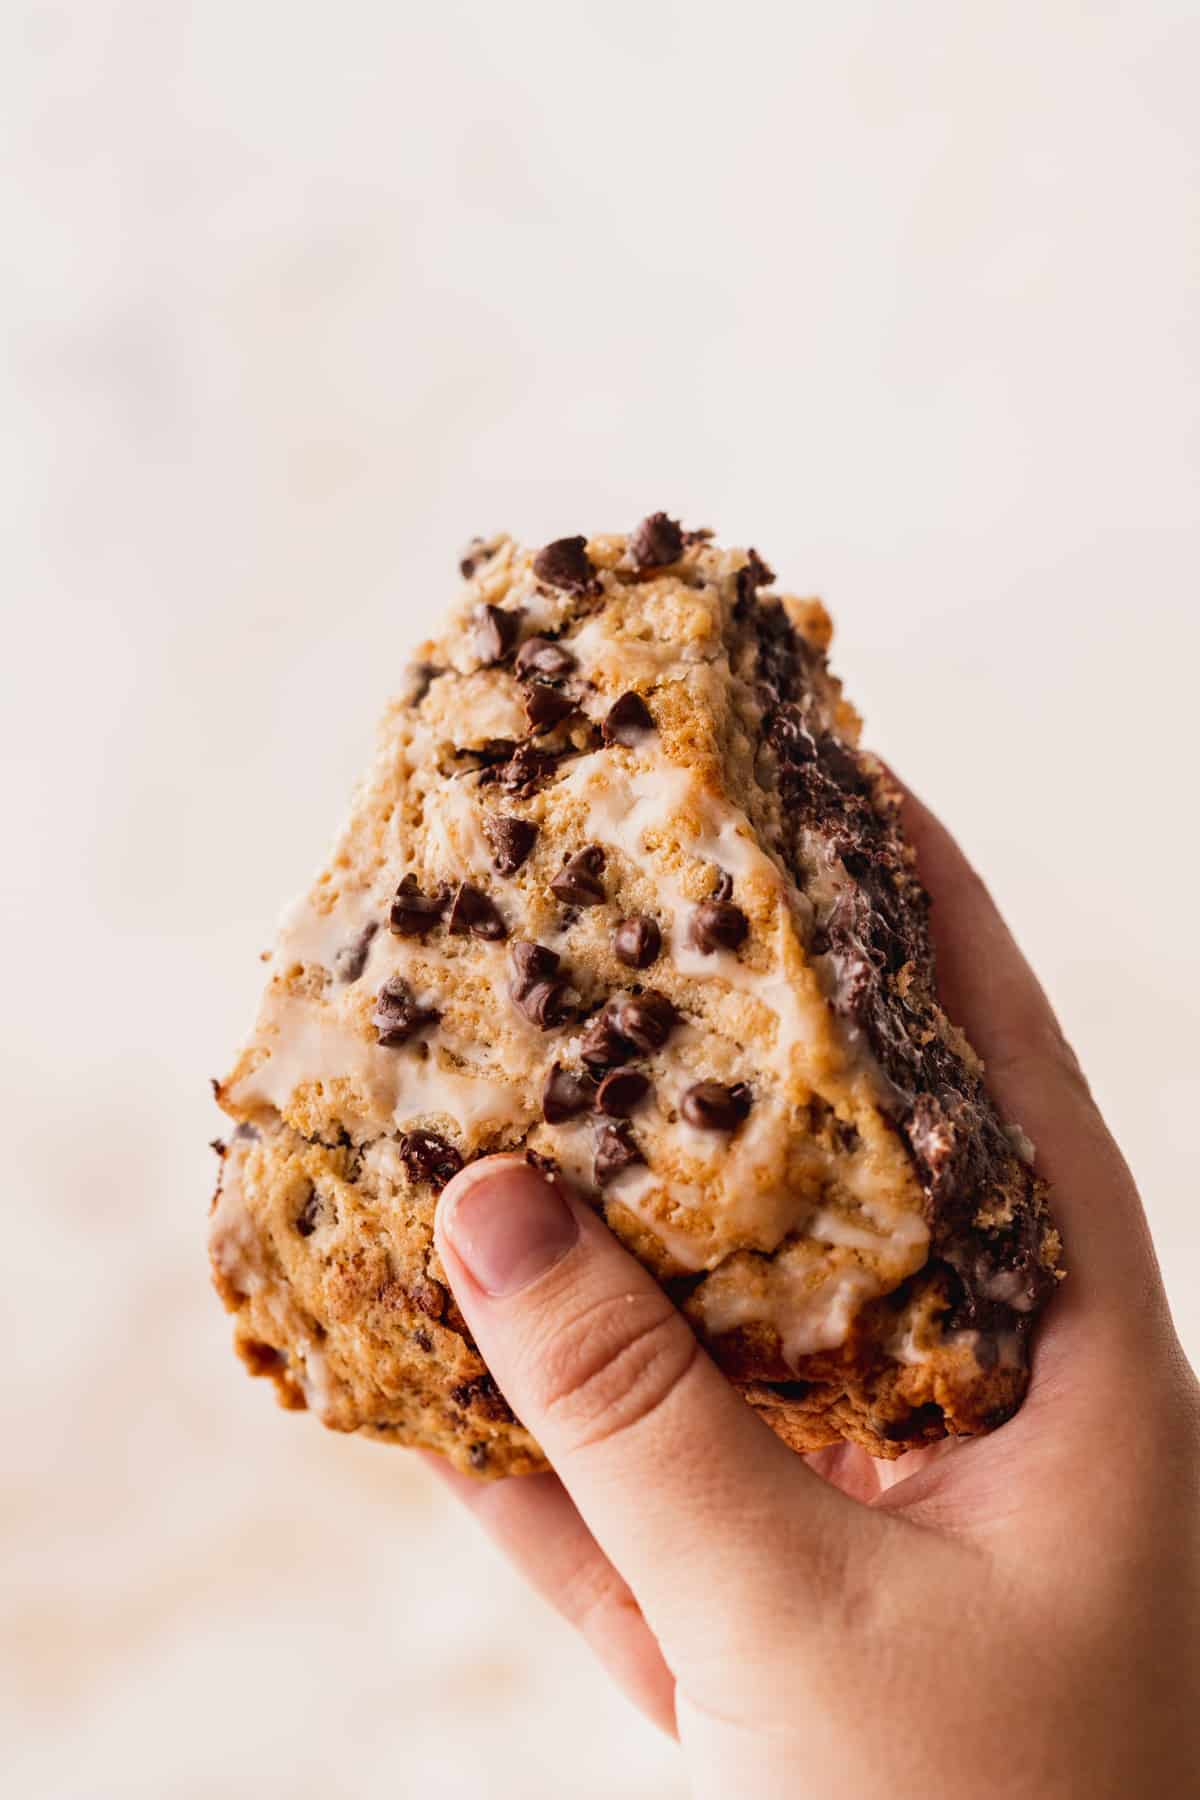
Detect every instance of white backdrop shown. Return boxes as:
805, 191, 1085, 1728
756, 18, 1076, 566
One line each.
4, 5, 1198, 1796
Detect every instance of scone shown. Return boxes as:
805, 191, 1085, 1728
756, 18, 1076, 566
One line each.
210, 517, 1061, 1477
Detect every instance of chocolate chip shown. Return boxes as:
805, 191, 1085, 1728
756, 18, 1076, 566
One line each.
510, 940, 560, 989
543, 1062, 598, 1123
450, 737, 517, 777
680, 1080, 752, 1131
602, 691, 655, 746
710, 868, 733, 902
445, 882, 508, 941
516, 636, 576, 679
460, 535, 501, 578
373, 978, 441, 1046
613, 914, 661, 969
607, 990, 678, 1053
482, 741, 560, 797
413, 1328, 433, 1352
474, 603, 524, 665
484, 814, 538, 875
400, 662, 439, 706
451, 1373, 514, 1422
628, 512, 683, 570
468, 1442, 490, 1470
579, 1004, 637, 1071
524, 1148, 561, 1181
524, 683, 577, 732
389, 875, 446, 939
734, 548, 775, 612
398, 1130, 464, 1190
532, 535, 595, 594
595, 1068, 651, 1117
510, 941, 573, 1028
549, 845, 607, 907
295, 1187, 322, 1236
333, 920, 379, 982
594, 1121, 644, 1185
689, 898, 749, 954
520, 980, 573, 1028
407, 1276, 448, 1320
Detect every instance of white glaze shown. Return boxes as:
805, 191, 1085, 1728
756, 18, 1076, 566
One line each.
422, 777, 497, 880
701, 1251, 883, 1362
208, 1138, 263, 1295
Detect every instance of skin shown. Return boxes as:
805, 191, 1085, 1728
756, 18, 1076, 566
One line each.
427, 788, 1200, 1798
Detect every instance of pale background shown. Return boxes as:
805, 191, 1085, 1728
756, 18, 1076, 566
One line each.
4, 4, 1198, 1796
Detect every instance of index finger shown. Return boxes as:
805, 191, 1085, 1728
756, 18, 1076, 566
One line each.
898, 783, 1166, 1346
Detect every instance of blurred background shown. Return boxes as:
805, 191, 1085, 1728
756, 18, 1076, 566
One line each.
4, 3, 1198, 1795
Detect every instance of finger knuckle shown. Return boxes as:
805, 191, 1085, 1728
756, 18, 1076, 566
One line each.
534, 1292, 699, 1454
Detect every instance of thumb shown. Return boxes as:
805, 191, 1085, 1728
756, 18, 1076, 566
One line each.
435, 1154, 872, 1671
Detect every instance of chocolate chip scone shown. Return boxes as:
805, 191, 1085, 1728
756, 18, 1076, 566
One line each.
210, 516, 1061, 1477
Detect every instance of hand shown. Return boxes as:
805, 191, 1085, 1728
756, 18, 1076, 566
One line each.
427, 789, 1200, 1799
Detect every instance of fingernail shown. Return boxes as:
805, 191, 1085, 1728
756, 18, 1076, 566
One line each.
439, 1159, 579, 1297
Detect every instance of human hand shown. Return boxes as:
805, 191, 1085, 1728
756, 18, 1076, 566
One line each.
427, 789, 1200, 1799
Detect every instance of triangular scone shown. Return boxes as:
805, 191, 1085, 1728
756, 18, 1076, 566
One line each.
210, 518, 1061, 1476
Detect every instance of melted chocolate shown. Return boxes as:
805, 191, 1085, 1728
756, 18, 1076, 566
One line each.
750, 601, 1056, 1352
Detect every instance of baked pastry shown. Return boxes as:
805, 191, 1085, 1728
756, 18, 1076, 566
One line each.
210, 518, 1061, 1476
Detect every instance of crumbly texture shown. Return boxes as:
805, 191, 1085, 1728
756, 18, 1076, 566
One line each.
210, 521, 1061, 1477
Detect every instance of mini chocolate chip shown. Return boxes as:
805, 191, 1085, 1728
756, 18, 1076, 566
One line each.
451, 737, 516, 776
532, 535, 595, 594
710, 868, 734, 902
510, 941, 572, 1028
474, 602, 524, 665
389, 875, 446, 938
689, 898, 749, 954
399, 1130, 464, 1190
460, 535, 501, 578
628, 512, 684, 570
549, 845, 607, 907
607, 990, 678, 1053
524, 683, 577, 732
680, 1080, 752, 1131
578, 1006, 632, 1071
400, 662, 439, 706
525, 1148, 562, 1181
451, 1373, 514, 1421
413, 1328, 433, 1352
521, 979, 573, 1027
510, 940, 560, 991
468, 1442, 490, 1470
602, 691, 656, 746
333, 920, 379, 982
595, 1068, 651, 1117
543, 1062, 598, 1123
407, 1276, 448, 1320
483, 741, 560, 797
484, 814, 538, 875
445, 882, 508, 941
516, 636, 576, 679
295, 1187, 322, 1237
613, 914, 661, 969
594, 1121, 644, 1185
373, 978, 441, 1047
734, 549, 775, 612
